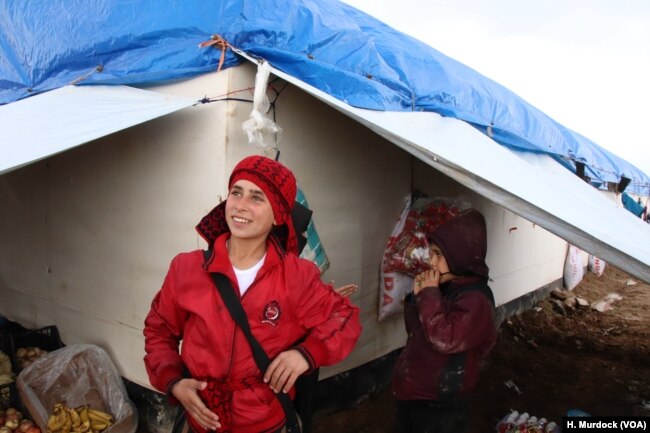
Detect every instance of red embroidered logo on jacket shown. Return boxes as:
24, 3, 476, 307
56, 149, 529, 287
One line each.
261, 301, 281, 326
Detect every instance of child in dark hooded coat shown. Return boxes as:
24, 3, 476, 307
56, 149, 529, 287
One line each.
392, 208, 497, 433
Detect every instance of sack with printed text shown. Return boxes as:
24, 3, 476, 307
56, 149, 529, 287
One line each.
588, 254, 606, 277
563, 244, 584, 291
383, 197, 469, 277
378, 196, 469, 321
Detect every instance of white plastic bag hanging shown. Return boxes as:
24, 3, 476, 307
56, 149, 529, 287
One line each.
242, 61, 282, 152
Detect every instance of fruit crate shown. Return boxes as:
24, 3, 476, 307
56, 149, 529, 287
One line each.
1, 317, 23, 355
1, 322, 64, 411
10, 325, 65, 373
11, 325, 64, 352
1, 321, 63, 411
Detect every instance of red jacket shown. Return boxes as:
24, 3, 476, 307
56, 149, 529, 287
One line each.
391, 277, 496, 401
144, 234, 361, 433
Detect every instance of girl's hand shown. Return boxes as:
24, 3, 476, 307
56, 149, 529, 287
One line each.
171, 378, 221, 430
331, 282, 358, 298
264, 349, 309, 393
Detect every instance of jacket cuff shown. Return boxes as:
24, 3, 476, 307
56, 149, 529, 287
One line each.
165, 376, 183, 406
295, 338, 327, 373
158, 364, 183, 405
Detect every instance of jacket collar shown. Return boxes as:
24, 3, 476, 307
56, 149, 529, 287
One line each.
203, 233, 285, 279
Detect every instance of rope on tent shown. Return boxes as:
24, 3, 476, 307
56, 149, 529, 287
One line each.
67, 65, 104, 86
196, 77, 288, 106
198, 34, 232, 73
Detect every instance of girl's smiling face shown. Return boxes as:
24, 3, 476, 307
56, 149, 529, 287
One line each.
225, 179, 275, 243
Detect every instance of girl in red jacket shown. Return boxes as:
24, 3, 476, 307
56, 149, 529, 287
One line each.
392, 209, 497, 433
144, 155, 361, 433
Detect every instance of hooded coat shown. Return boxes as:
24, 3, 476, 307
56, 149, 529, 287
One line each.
392, 209, 497, 401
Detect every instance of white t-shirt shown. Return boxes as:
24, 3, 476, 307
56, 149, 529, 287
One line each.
233, 254, 266, 295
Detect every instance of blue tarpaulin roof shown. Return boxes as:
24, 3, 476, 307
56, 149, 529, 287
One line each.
1, 0, 648, 195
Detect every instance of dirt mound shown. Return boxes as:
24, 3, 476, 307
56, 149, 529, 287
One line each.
313, 266, 650, 433
469, 266, 650, 431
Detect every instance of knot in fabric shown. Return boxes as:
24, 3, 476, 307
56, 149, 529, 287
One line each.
198, 376, 266, 433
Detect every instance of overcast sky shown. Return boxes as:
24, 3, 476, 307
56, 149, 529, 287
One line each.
342, 0, 650, 177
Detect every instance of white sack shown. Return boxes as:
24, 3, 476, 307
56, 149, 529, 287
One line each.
564, 244, 584, 291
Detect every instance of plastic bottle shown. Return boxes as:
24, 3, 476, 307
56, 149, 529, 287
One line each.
515, 412, 530, 424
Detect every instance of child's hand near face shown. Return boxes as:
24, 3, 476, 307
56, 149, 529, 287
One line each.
413, 267, 442, 295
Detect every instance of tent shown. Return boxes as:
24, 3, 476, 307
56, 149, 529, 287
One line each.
1, 0, 649, 389
2, 0, 649, 196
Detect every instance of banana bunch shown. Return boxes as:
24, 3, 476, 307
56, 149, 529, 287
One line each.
46, 403, 113, 433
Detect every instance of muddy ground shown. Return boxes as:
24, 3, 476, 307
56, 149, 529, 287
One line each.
312, 265, 650, 432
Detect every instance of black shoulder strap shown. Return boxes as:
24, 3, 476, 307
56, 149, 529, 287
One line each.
202, 250, 301, 433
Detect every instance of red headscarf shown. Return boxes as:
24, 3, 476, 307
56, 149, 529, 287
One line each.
196, 155, 299, 254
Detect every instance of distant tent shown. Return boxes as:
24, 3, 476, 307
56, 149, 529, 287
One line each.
621, 193, 646, 218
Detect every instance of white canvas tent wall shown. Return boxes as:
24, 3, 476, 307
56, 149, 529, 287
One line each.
0, 85, 195, 175
254, 57, 650, 283
0, 63, 647, 387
